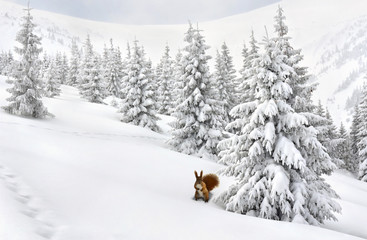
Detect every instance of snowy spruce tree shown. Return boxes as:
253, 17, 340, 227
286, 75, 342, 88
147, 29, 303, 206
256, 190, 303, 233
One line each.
2, 6, 51, 118
61, 53, 69, 84
171, 49, 184, 110
215, 7, 340, 225
104, 39, 122, 97
82, 55, 107, 104
44, 60, 61, 98
213, 43, 236, 124
145, 57, 160, 110
337, 122, 353, 172
357, 84, 367, 181
324, 109, 344, 168
67, 38, 80, 86
157, 44, 174, 114
54, 52, 65, 84
39, 52, 50, 80
0, 51, 14, 76
118, 40, 160, 132
349, 105, 361, 173
314, 102, 344, 168
119, 43, 131, 100
224, 32, 260, 136
169, 23, 223, 159
219, 42, 237, 110
238, 31, 259, 104
79, 35, 95, 97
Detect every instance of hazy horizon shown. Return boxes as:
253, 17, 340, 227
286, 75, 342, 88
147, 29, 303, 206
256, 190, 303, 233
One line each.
3, 0, 280, 25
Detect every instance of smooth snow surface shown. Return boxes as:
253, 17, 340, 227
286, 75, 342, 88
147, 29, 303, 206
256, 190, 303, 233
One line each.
1, 77, 367, 239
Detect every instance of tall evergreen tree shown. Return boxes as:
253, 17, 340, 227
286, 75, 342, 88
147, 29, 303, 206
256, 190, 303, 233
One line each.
169, 23, 222, 159
105, 39, 122, 97
171, 49, 184, 110
119, 43, 131, 100
79, 35, 95, 97
337, 122, 353, 172
67, 38, 80, 86
324, 109, 344, 168
0, 51, 14, 76
225, 33, 260, 136
238, 31, 259, 104
82, 55, 107, 104
44, 60, 61, 98
2, 5, 51, 118
145, 57, 159, 110
215, 7, 340, 225
54, 52, 64, 84
357, 84, 367, 181
61, 53, 69, 84
220, 42, 237, 109
213, 50, 231, 126
118, 40, 160, 132
213, 42, 236, 123
157, 44, 174, 114
349, 105, 361, 173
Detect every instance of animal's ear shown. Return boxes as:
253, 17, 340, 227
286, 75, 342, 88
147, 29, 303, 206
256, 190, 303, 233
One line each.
194, 171, 198, 178
200, 170, 203, 178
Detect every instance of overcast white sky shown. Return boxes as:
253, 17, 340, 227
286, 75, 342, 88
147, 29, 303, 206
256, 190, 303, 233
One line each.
5, 0, 280, 24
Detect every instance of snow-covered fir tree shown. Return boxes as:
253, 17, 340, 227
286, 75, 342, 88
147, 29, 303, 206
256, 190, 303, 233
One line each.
349, 104, 361, 173
44, 60, 61, 98
146, 57, 159, 105
0, 52, 7, 74
171, 49, 184, 110
213, 42, 236, 124
67, 38, 80, 86
39, 52, 50, 80
314, 102, 344, 168
61, 53, 69, 84
357, 84, 367, 181
104, 39, 122, 97
82, 55, 107, 104
54, 52, 64, 84
275, 7, 340, 219
238, 31, 259, 104
215, 7, 340, 225
119, 43, 131, 100
315, 100, 324, 116
324, 108, 344, 168
118, 40, 160, 132
79, 35, 95, 97
102, 44, 109, 70
339, 122, 347, 137
169, 23, 223, 159
219, 42, 237, 110
225, 33, 260, 136
0, 51, 14, 76
337, 122, 353, 172
156, 44, 174, 114
2, 5, 51, 118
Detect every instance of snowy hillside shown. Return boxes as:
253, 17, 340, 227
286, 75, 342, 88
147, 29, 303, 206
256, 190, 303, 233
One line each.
1, 75, 367, 240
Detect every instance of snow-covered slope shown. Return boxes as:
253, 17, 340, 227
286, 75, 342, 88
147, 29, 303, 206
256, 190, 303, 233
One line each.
1, 75, 367, 239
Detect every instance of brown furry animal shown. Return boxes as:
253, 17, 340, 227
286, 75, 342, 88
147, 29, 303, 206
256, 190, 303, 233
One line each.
194, 170, 219, 202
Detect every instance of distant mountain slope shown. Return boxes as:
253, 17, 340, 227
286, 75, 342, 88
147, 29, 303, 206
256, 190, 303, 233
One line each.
1, 0, 367, 127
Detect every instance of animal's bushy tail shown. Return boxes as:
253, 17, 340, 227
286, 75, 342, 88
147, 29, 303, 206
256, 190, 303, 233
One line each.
203, 174, 219, 191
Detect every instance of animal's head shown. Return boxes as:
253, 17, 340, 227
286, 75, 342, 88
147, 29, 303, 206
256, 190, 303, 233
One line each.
194, 170, 203, 190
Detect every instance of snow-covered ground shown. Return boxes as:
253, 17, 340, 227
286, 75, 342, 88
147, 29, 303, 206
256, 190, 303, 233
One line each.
1, 76, 367, 240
